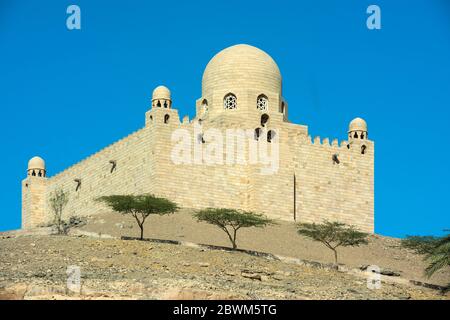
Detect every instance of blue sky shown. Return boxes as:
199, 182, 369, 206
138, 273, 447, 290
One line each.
0, 0, 449, 237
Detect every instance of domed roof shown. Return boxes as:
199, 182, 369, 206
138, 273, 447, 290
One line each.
349, 117, 368, 132
28, 156, 45, 170
152, 85, 171, 100
202, 44, 282, 97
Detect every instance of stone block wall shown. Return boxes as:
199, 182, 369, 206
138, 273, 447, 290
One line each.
22, 106, 374, 233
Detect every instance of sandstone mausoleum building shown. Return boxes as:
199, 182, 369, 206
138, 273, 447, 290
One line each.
22, 44, 374, 232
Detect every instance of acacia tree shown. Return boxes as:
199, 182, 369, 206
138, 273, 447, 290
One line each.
194, 208, 274, 250
49, 189, 69, 234
297, 221, 368, 266
97, 194, 178, 240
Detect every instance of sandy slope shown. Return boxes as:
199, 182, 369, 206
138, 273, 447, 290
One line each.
0, 209, 448, 300
80, 208, 450, 286
0, 235, 447, 300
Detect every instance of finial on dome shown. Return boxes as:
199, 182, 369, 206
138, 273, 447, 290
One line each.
27, 156, 46, 177
152, 85, 171, 109
348, 117, 368, 140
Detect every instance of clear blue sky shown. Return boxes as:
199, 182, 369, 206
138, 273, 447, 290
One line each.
0, 0, 449, 237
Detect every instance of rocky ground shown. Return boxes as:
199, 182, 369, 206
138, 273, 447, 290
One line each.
81, 209, 450, 286
0, 209, 448, 300
0, 233, 448, 300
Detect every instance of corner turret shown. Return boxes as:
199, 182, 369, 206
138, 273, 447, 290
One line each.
22, 156, 48, 229
348, 117, 368, 140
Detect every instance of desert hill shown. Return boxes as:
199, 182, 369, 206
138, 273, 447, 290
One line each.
0, 209, 448, 300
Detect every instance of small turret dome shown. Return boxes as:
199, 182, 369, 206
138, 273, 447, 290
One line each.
151, 85, 172, 109
27, 156, 46, 177
152, 85, 171, 101
28, 156, 45, 171
348, 117, 367, 133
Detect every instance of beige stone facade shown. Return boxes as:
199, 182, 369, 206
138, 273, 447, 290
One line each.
22, 44, 374, 232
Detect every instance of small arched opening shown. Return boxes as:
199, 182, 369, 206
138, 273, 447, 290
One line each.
361, 145, 367, 155
254, 128, 262, 141
164, 114, 170, 124
201, 99, 208, 112
261, 114, 269, 127
267, 130, 276, 143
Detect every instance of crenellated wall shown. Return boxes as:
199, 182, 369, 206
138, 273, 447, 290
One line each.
22, 107, 374, 233
294, 136, 374, 232
22, 106, 374, 233
22, 125, 156, 226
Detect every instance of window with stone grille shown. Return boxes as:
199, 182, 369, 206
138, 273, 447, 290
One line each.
257, 95, 268, 111
224, 94, 237, 110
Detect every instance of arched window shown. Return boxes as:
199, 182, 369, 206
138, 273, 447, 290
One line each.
164, 101, 168, 108
157, 101, 161, 108
267, 130, 276, 143
257, 95, 268, 111
223, 93, 237, 110
254, 128, 262, 140
164, 114, 170, 124
261, 114, 269, 127
280, 102, 285, 114
202, 99, 208, 112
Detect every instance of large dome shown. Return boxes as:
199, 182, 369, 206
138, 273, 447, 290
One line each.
202, 44, 282, 97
